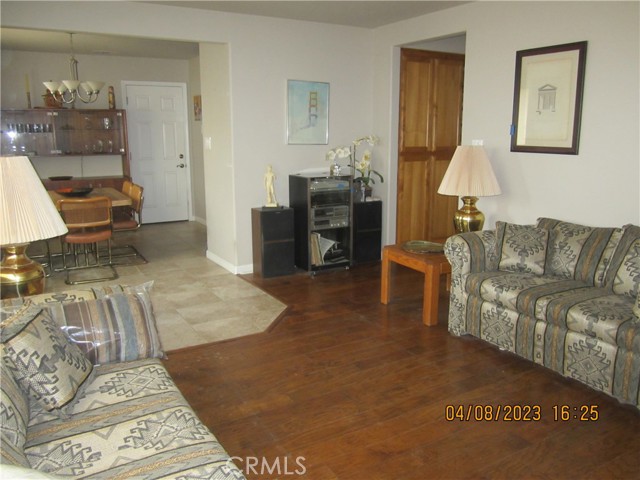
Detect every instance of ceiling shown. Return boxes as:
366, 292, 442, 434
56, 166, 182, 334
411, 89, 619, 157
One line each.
1, 1, 469, 59
146, 1, 469, 29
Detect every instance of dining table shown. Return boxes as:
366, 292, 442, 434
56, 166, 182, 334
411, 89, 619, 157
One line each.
48, 187, 132, 209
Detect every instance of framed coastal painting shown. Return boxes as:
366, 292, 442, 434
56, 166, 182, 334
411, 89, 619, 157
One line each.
510, 41, 587, 154
286, 80, 329, 145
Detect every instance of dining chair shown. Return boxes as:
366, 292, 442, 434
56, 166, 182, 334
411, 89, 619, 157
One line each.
57, 196, 118, 285
121, 179, 133, 198
111, 182, 147, 263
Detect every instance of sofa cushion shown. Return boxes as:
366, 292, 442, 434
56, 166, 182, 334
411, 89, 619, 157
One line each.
1, 359, 30, 467
465, 272, 640, 354
48, 290, 164, 366
604, 224, 640, 298
634, 290, 640, 318
564, 293, 640, 353
1, 305, 92, 411
25, 359, 245, 479
496, 222, 549, 275
537, 218, 621, 286
465, 271, 589, 319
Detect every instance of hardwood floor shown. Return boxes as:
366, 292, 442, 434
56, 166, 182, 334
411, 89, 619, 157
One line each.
163, 262, 640, 480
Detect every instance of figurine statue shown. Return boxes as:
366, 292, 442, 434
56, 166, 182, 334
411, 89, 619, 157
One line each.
264, 164, 278, 207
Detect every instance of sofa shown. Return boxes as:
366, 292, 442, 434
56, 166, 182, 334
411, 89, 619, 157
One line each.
0, 283, 246, 479
444, 218, 640, 410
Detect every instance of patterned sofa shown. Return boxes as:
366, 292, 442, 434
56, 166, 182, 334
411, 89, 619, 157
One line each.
444, 218, 640, 410
0, 283, 246, 479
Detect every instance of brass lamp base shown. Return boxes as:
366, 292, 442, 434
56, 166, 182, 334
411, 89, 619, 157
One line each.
453, 196, 485, 233
0, 244, 45, 299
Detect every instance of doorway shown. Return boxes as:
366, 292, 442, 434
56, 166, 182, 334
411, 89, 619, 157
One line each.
395, 39, 465, 244
123, 82, 191, 224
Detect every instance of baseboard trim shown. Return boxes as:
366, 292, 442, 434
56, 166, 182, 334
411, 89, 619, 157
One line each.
206, 250, 253, 275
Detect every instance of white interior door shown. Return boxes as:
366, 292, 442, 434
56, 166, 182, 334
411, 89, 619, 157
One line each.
124, 83, 190, 223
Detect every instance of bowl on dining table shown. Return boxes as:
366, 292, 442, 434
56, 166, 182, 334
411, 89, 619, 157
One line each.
56, 187, 94, 197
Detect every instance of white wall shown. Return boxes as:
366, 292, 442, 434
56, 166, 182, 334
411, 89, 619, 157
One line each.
199, 43, 236, 271
224, 16, 374, 271
187, 55, 206, 224
374, 1, 639, 243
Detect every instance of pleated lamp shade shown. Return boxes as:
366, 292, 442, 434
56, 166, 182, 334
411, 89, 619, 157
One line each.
438, 146, 502, 197
0, 156, 68, 244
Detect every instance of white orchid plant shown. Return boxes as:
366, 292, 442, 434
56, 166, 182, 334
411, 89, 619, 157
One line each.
326, 135, 384, 186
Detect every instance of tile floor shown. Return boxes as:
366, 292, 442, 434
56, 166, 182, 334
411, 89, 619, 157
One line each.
40, 221, 286, 351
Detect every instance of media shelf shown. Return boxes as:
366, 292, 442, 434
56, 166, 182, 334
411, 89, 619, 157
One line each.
289, 173, 353, 273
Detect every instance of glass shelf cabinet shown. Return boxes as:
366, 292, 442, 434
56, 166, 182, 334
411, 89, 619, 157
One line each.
0, 109, 130, 181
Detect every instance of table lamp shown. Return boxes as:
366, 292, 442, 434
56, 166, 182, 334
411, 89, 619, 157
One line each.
437, 145, 502, 233
0, 156, 68, 298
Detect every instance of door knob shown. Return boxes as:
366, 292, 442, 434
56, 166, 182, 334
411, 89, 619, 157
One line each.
177, 163, 185, 168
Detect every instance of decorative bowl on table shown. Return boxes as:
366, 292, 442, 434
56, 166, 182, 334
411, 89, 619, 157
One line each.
402, 240, 444, 254
55, 187, 93, 197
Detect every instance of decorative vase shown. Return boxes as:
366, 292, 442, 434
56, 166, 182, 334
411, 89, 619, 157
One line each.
330, 163, 341, 176
353, 179, 372, 202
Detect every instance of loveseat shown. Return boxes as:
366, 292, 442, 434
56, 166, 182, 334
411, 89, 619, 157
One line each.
444, 218, 640, 410
0, 283, 246, 479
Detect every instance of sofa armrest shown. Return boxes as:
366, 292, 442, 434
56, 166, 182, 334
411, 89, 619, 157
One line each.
444, 230, 497, 337
444, 230, 498, 276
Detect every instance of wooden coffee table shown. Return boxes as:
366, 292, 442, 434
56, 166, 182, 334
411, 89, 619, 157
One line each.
380, 244, 451, 326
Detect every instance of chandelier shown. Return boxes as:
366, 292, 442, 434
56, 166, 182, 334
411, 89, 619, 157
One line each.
43, 33, 104, 104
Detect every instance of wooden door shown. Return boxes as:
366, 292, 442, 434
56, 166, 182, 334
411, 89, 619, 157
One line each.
396, 48, 464, 244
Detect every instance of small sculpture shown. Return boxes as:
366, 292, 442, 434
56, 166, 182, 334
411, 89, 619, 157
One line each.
264, 164, 278, 207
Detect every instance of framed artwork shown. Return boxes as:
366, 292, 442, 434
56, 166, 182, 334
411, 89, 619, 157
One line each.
193, 95, 202, 121
510, 41, 587, 154
287, 80, 329, 145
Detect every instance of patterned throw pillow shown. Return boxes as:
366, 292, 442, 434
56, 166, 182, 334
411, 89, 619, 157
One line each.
536, 217, 620, 286
1, 305, 93, 411
634, 290, 640, 318
496, 222, 549, 275
49, 290, 164, 365
604, 224, 640, 299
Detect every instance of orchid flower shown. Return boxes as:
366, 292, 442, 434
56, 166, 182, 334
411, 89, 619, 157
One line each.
326, 135, 384, 186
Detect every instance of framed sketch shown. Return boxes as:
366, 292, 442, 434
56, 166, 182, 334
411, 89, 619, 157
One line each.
511, 41, 587, 154
287, 80, 329, 145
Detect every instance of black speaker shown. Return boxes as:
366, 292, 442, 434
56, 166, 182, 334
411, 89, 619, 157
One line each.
252, 207, 295, 277
353, 200, 382, 264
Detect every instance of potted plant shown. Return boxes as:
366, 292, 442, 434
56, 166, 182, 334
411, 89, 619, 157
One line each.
326, 135, 384, 201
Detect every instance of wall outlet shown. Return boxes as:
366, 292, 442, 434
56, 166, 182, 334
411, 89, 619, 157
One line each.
471, 139, 484, 146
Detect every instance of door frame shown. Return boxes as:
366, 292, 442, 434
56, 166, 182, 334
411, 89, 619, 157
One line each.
120, 80, 193, 221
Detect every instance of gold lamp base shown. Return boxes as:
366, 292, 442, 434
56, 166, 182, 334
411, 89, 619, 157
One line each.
0, 244, 45, 299
453, 196, 485, 233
